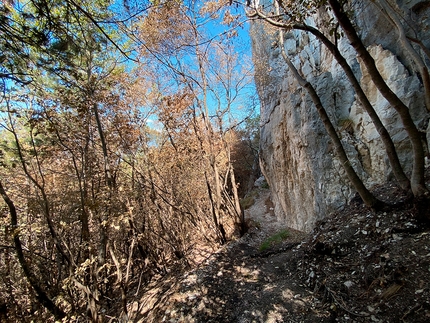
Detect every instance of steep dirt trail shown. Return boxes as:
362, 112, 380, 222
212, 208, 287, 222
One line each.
122, 183, 430, 322
126, 188, 331, 323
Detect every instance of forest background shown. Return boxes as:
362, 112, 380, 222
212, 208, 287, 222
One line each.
0, 0, 261, 321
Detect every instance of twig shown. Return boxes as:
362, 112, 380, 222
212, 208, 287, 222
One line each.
134, 271, 144, 297
326, 287, 370, 317
402, 303, 422, 321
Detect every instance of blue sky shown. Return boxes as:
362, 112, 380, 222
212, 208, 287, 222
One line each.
136, 2, 258, 129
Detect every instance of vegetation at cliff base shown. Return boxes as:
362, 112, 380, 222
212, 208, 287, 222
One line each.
259, 229, 289, 251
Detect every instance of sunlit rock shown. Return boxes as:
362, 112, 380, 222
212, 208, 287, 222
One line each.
251, 1, 430, 232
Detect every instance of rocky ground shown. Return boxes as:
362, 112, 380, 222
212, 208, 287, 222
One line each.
125, 182, 430, 323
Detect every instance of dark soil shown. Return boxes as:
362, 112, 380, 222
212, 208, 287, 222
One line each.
126, 184, 430, 323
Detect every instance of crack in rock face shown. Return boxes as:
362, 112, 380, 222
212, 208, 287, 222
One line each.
251, 1, 430, 233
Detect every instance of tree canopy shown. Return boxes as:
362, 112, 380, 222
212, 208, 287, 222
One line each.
1, 0, 258, 321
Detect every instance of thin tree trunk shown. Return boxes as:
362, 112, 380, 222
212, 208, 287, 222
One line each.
6, 108, 72, 266
278, 29, 384, 209
91, 100, 113, 271
407, 37, 430, 61
328, 0, 428, 198
204, 170, 226, 244
191, 104, 226, 244
223, 136, 246, 234
92, 102, 113, 188
229, 165, 247, 235
294, 23, 410, 190
54, 124, 91, 262
374, 0, 430, 112
0, 180, 66, 320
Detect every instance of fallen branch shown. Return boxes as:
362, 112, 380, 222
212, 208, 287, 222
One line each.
326, 287, 370, 317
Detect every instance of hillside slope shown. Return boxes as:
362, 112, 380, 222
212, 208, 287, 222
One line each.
125, 184, 430, 322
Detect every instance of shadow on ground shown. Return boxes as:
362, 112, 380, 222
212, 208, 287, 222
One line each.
124, 183, 430, 323
129, 236, 332, 323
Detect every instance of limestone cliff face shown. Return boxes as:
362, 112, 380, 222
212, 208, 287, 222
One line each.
251, 1, 430, 232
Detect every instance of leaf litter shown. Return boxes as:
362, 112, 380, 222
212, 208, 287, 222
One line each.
124, 178, 430, 323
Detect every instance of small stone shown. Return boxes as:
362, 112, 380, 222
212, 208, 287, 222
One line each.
380, 253, 390, 260
344, 280, 354, 288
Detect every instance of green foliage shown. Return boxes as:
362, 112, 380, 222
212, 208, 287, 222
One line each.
240, 190, 258, 209
259, 229, 289, 251
277, 0, 328, 23
0, 0, 119, 89
238, 114, 260, 144
261, 180, 269, 189
338, 117, 354, 135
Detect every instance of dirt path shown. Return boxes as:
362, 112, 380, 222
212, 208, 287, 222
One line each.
241, 188, 287, 248
124, 184, 430, 322
127, 188, 330, 323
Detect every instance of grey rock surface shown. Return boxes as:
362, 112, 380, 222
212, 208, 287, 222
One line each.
251, 0, 430, 232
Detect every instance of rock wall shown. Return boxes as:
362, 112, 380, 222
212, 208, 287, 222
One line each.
251, 0, 430, 232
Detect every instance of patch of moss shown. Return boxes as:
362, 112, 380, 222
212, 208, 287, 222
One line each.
259, 229, 289, 252
240, 195, 255, 210
338, 118, 354, 134
240, 190, 259, 209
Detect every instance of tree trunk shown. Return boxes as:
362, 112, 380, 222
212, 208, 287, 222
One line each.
278, 29, 384, 209
294, 23, 410, 190
92, 102, 114, 188
8, 110, 71, 266
328, 0, 428, 198
0, 180, 66, 320
374, 0, 430, 112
